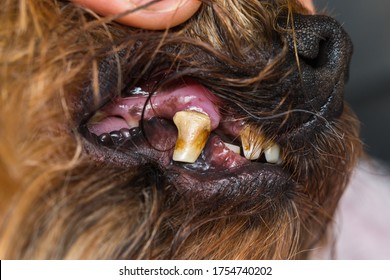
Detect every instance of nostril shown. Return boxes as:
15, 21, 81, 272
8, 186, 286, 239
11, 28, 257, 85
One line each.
289, 15, 353, 72
299, 39, 328, 68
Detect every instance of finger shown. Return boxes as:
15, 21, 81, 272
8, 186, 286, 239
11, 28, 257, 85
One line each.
72, 0, 202, 30
299, 0, 315, 14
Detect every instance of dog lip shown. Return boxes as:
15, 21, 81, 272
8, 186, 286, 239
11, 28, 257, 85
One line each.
80, 77, 292, 200
82, 119, 293, 202
166, 160, 294, 200
164, 136, 292, 199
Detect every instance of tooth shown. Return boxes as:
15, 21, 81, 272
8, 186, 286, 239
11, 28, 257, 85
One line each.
172, 110, 211, 163
224, 143, 241, 154
243, 145, 261, 160
241, 126, 262, 160
265, 143, 282, 164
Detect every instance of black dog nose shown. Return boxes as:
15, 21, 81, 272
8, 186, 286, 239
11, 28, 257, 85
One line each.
281, 14, 353, 137
292, 15, 353, 73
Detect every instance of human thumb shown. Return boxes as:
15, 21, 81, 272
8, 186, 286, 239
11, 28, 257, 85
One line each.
72, 0, 202, 30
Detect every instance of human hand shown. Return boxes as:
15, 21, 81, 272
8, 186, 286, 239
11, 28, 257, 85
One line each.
71, 0, 202, 30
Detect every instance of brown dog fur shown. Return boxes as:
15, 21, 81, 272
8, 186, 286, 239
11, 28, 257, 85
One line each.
0, 0, 361, 259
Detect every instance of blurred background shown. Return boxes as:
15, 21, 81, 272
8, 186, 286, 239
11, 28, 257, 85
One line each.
313, 0, 390, 165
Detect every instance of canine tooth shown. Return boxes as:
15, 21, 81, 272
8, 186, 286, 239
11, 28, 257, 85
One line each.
172, 111, 211, 163
224, 143, 241, 154
264, 143, 281, 164
241, 126, 262, 160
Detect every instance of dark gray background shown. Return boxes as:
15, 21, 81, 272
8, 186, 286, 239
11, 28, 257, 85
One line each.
313, 0, 390, 165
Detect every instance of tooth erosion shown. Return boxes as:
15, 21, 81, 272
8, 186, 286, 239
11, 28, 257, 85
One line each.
241, 126, 262, 160
173, 111, 211, 163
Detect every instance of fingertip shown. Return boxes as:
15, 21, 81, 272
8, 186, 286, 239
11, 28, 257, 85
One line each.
72, 0, 202, 30
299, 0, 316, 14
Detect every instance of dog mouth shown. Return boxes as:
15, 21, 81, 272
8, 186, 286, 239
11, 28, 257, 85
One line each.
81, 77, 293, 199
78, 13, 354, 201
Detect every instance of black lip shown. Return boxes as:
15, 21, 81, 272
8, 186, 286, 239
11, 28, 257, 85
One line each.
166, 162, 295, 202
81, 138, 295, 204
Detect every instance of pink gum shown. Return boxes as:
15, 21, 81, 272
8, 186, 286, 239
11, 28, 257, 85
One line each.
105, 80, 221, 130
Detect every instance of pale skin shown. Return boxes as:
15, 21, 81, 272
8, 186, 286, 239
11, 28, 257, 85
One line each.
71, 0, 315, 29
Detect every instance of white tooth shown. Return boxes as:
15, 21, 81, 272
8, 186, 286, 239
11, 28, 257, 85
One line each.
172, 110, 211, 163
265, 143, 282, 164
241, 126, 262, 160
224, 143, 241, 154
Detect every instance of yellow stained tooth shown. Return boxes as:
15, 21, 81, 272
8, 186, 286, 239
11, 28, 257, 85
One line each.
172, 111, 211, 163
240, 126, 263, 160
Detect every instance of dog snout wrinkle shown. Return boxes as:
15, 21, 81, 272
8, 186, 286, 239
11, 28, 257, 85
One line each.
280, 15, 353, 147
